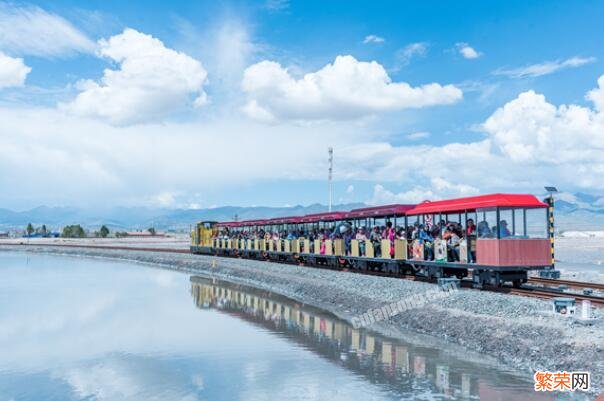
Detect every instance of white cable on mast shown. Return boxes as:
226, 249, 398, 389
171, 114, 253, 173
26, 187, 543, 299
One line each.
328, 147, 333, 212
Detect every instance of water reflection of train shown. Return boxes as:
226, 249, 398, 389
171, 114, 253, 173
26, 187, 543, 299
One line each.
190, 276, 554, 401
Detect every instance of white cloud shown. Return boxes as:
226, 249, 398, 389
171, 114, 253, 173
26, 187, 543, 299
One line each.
363, 35, 385, 44
481, 76, 604, 188
370, 184, 436, 204
456, 42, 481, 59
395, 42, 428, 66
0, 106, 370, 208
242, 55, 462, 122
493, 56, 596, 78
0, 3, 95, 57
369, 179, 479, 204
340, 74, 604, 196
3, 74, 604, 208
587, 75, 604, 111
346, 184, 354, 194
152, 191, 179, 207
405, 131, 430, 140
0, 52, 31, 88
62, 28, 208, 125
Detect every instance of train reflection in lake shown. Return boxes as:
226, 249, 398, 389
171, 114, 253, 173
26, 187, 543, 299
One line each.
190, 276, 555, 401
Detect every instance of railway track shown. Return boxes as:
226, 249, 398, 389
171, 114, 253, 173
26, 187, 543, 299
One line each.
4, 242, 604, 307
507, 287, 604, 307
527, 276, 604, 292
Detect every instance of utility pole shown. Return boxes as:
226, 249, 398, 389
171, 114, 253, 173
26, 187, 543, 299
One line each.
544, 186, 558, 270
328, 147, 333, 212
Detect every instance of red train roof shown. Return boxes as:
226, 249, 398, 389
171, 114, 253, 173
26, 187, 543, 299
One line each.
407, 193, 547, 215
345, 204, 415, 219
299, 211, 346, 223
265, 216, 303, 224
236, 219, 267, 226
216, 221, 240, 228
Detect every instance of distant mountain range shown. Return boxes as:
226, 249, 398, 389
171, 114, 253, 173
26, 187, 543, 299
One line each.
1, 192, 603, 233
0, 203, 365, 232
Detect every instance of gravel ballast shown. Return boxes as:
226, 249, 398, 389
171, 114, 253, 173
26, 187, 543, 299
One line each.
2, 245, 602, 397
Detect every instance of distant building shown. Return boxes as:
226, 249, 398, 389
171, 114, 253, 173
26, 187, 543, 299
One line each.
0, 232, 9, 238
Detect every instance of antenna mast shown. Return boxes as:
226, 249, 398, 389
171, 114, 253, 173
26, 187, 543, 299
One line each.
328, 147, 333, 212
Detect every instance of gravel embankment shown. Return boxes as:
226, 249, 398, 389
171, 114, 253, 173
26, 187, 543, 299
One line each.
2, 244, 602, 396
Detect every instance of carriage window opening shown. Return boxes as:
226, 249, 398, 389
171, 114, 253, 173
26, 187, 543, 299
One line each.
526, 208, 547, 238
446, 213, 460, 224
498, 208, 514, 238
476, 208, 497, 238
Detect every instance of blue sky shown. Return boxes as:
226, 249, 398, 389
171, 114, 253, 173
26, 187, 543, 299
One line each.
0, 0, 603, 210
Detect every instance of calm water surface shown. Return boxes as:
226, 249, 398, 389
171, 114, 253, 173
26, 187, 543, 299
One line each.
0, 251, 565, 401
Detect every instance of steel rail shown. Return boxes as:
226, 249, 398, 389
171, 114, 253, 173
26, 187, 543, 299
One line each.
527, 276, 604, 292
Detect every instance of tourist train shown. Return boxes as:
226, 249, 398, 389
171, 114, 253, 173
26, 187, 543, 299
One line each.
190, 193, 554, 287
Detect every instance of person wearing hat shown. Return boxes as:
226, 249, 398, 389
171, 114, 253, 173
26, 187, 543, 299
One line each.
499, 220, 511, 238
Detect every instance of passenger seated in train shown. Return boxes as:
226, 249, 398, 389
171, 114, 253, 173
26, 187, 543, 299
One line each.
418, 224, 434, 260
437, 219, 447, 237
384, 221, 395, 258
411, 223, 420, 240
477, 221, 492, 238
466, 219, 476, 263
444, 225, 461, 261
370, 226, 382, 257
430, 224, 441, 240
499, 220, 511, 238
355, 227, 368, 256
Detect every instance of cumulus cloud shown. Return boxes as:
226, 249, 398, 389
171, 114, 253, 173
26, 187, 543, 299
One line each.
483, 84, 604, 170
363, 35, 385, 44
62, 28, 208, 125
0, 51, 31, 88
0, 3, 94, 57
241, 55, 462, 122
456, 42, 481, 59
340, 71, 604, 197
493, 56, 595, 78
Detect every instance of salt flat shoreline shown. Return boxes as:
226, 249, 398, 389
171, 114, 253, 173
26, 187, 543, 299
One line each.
1, 244, 602, 397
